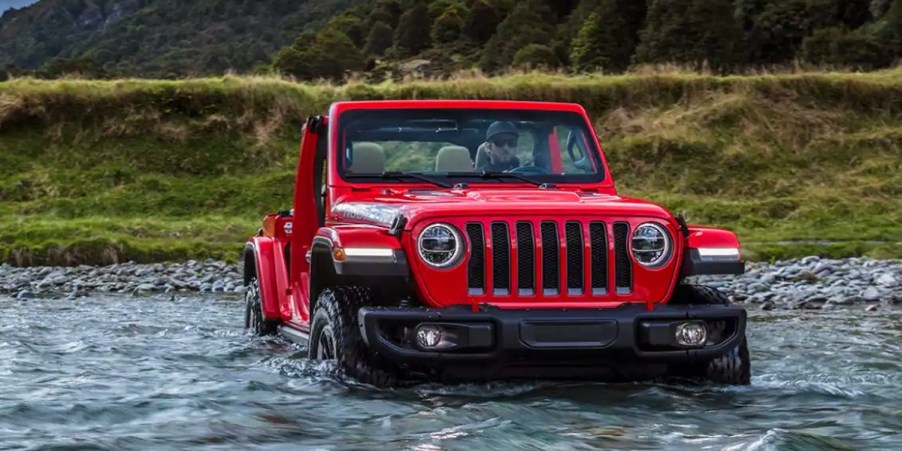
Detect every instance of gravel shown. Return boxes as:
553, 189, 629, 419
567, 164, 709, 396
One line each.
0, 257, 899, 310
687, 256, 901, 310
0, 259, 245, 300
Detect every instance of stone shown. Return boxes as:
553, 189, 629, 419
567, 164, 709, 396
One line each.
862, 287, 881, 302
813, 261, 836, 274
800, 256, 820, 265
16, 290, 34, 300
876, 273, 897, 287
136, 283, 155, 292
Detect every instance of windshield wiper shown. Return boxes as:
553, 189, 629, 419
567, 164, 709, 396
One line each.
346, 171, 454, 188
479, 171, 545, 187
445, 171, 553, 188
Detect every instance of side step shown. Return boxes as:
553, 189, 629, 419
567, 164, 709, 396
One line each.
278, 325, 309, 346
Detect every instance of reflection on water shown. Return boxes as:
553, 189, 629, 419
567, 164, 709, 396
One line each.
1, 294, 899, 450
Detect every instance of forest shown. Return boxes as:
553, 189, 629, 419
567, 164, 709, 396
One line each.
1, 0, 899, 81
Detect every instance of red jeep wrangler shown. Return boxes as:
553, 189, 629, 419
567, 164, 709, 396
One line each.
243, 100, 750, 387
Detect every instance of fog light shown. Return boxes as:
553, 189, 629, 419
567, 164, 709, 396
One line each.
416, 325, 443, 349
675, 321, 707, 346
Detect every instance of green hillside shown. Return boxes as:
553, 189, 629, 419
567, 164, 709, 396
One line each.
2, 0, 900, 81
0, 0, 365, 78
1, 69, 900, 265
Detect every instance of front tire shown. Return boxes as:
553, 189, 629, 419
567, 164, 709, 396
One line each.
308, 286, 398, 388
667, 284, 751, 385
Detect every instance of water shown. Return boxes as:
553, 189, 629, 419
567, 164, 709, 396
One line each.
1, 294, 900, 450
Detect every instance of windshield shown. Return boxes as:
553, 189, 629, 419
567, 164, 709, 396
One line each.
336, 108, 605, 184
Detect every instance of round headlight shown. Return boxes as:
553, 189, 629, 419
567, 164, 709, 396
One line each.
417, 223, 463, 268
631, 222, 672, 267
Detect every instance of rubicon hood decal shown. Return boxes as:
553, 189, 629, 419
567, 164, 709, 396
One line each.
331, 202, 403, 227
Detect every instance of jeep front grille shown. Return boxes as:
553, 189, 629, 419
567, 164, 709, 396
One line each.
490, 222, 510, 295
589, 222, 608, 295
565, 221, 584, 295
515, 222, 534, 295
466, 223, 485, 295
613, 222, 632, 293
539, 221, 559, 295
465, 219, 632, 299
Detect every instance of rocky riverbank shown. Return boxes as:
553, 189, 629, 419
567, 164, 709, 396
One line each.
688, 256, 900, 310
1, 257, 899, 309
0, 259, 245, 300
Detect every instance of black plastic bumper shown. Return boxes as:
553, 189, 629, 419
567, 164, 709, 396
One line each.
358, 303, 747, 369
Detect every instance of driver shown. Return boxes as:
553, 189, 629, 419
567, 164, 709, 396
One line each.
480, 121, 520, 172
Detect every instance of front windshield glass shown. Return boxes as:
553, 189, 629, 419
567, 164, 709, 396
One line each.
336, 108, 605, 184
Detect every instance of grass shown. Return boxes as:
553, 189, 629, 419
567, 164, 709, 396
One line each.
1, 68, 900, 265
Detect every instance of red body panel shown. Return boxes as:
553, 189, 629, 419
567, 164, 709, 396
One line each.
315, 225, 406, 250
248, 236, 284, 321
686, 226, 742, 251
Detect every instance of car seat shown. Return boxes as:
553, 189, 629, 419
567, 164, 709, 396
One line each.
349, 142, 385, 174
475, 142, 489, 170
435, 145, 473, 172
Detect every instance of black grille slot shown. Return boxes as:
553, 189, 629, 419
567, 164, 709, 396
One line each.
540, 221, 559, 294
589, 222, 608, 294
491, 222, 510, 295
516, 222, 535, 295
613, 222, 632, 293
466, 223, 485, 294
565, 222, 584, 294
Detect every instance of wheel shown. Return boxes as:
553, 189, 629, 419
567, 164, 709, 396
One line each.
308, 286, 398, 388
245, 277, 277, 336
667, 284, 751, 385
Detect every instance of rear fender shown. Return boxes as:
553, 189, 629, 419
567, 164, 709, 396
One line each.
245, 237, 283, 321
679, 226, 745, 277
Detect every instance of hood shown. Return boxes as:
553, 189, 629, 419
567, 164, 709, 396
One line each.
328, 187, 675, 228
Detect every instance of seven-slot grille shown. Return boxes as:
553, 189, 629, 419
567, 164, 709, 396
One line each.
465, 220, 632, 298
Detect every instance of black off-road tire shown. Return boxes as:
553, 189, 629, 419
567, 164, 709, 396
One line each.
245, 277, 278, 336
667, 284, 751, 385
308, 286, 398, 388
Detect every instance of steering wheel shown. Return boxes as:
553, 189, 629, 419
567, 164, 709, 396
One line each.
509, 165, 551, 174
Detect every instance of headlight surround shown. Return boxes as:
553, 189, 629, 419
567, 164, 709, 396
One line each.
417, 223, 464, 268
631, 222, 672, 267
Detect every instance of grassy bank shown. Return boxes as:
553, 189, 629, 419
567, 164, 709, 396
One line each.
1, 69, 900, 266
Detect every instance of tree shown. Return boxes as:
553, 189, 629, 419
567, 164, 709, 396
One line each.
462, 0, 502, 44
364, 21, 394, 57
512, 44, 559, 69
634, 0, 745, 71
272, 28, 365, 81
327, 14, 367, 49
431, 4, 467, 44
393, 2, 432, 58
370, 0, 403, 29
479, 0, 557, 72
569, 0, 636, 73
802, 25, 894, 69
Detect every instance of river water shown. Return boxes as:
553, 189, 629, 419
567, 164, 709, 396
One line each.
1, 294, 900, 450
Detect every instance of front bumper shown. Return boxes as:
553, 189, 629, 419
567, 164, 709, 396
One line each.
358, 303, 746, 369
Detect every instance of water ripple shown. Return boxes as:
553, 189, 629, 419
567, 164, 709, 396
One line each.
0, 295, 900, 449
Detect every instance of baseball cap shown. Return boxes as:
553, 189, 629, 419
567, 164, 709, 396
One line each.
485, 121, 518, 142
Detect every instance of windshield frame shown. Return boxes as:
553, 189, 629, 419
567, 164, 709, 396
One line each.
332, 107, 608, 186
